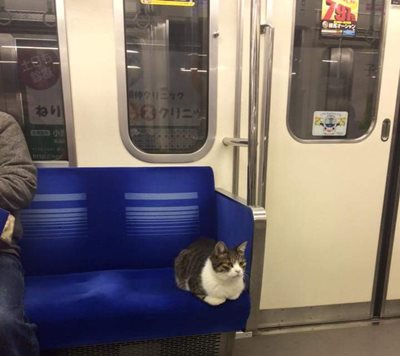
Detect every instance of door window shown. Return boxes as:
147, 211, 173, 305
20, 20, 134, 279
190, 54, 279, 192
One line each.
121, 0, 215, 160
288, 0, 385, 141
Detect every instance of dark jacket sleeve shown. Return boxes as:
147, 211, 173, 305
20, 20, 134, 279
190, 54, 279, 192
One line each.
0, 113, 37, 212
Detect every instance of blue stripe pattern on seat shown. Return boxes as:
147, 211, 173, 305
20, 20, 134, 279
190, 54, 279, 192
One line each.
125, 193, 200, 237
125, 192, 198, 200
33, 193, 87, 202
21, 194, 88, 239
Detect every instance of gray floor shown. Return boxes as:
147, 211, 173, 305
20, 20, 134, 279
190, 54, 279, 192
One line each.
234, 319, 400, 356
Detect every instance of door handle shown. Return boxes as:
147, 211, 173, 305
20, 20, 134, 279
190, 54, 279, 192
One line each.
381, 119, 391, 142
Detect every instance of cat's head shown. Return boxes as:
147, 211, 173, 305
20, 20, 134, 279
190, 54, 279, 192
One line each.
210, 241, 248, 280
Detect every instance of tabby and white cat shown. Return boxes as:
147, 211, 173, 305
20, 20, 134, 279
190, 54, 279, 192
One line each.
174, 238, 247, 306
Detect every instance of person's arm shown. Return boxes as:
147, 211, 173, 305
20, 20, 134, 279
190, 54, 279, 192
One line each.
0, 113, 37, 211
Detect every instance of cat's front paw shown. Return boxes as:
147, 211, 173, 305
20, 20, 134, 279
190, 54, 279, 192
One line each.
204, 296, 226, 306
227, 293, 241, 301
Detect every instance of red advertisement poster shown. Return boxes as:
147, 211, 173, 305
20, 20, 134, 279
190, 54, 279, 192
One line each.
321, 0, 359, 37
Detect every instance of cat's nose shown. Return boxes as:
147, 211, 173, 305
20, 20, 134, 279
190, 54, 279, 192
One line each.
235, 269, 242, 275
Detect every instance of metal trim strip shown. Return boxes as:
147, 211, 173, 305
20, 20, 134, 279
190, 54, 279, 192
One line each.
232, 0, 245, 196
247, 0, 261, 205
259, 302, 372, 329
56, 0, 77, 166
372, 70, 400, 318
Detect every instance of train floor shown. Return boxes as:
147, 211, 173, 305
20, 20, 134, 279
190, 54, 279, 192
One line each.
233, 319, 400, 356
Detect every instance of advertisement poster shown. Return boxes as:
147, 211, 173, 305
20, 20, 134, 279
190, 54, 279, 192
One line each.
321, 0, 359, 37
17, 41, 68, 161
312, 111, 348, 136
140, 0, 195, 6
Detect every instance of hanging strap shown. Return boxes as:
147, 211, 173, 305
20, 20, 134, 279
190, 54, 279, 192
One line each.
0, 0, 12, 26
46, 0, 54, 14
43, 0, 56, 27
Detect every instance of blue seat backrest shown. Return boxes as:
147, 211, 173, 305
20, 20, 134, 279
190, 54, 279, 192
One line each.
20, 167, 216, 276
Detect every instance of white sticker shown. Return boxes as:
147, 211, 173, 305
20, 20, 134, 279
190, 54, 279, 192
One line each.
312, 111, 348, 136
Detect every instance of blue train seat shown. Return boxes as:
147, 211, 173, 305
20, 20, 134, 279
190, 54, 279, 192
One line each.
20, 167, 254, 350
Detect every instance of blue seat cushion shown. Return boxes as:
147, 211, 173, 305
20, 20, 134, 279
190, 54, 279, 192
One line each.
25, 268, 250, 350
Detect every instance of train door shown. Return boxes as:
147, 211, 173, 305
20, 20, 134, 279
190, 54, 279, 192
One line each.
256, 0, 400, 326
381, 76, 400, 319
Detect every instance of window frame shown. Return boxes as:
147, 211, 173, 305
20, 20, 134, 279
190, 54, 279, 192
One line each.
285, 0, 388, 144
114, 0, 218, 163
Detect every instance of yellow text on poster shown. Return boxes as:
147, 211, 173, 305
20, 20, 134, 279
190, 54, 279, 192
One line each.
321, 0, 359, 23
140, 0, 195, 7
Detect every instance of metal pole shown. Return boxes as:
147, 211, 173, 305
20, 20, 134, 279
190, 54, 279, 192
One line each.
257, 25, 274, 208
233, 0, 245, 196
247, 0, 261, 206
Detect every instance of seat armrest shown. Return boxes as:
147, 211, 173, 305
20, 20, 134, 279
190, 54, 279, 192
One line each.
216, 188, 267, 331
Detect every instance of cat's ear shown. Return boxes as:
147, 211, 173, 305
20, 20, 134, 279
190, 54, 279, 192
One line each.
236, 241, 248, 255
214, 241, 228, 255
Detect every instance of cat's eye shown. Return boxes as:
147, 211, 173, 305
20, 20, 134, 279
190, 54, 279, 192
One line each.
239, 261, 246, 267
220, 263, 232, 271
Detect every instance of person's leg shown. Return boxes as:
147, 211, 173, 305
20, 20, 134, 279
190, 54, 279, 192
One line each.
0, 253, 39, 356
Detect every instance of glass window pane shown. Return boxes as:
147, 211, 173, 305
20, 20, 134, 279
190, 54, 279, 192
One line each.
288, 0, 385, 140
0, 0, 68, 160
124, 0, 209, 154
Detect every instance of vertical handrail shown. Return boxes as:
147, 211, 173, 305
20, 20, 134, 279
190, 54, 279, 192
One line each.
257, 25, 274, 208
247, 0, 261, 206
223, 0, 272, 209
232, 0, 245, 196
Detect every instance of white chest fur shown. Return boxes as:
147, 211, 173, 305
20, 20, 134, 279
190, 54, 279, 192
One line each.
201, 259, 245, 301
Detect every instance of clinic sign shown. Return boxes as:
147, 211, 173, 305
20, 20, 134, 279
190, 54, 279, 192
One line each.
140, 0, 195, 6
321, 0, 359, 37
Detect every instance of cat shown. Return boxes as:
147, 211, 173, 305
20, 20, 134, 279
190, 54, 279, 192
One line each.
174, 238, 248, 306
